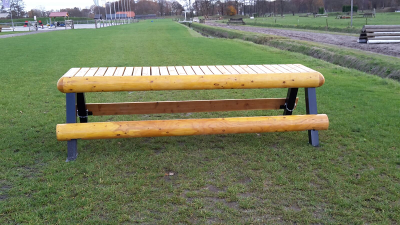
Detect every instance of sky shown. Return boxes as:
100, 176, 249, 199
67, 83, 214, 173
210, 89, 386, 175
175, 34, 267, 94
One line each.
23, 0, 97, 11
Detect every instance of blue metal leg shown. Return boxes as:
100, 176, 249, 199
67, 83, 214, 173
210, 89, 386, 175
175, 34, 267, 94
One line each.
305, 88, 320, 147
66, 93, 78, 162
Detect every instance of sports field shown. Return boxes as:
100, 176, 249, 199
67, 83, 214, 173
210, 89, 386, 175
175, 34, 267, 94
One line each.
0, 20, 399, 224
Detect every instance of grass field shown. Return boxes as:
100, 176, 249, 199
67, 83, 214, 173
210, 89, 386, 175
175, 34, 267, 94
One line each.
240, 12, 400, 33
0, 20, 399, 224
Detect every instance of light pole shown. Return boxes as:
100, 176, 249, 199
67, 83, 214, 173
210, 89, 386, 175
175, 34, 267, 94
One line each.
350, 0, 353, 27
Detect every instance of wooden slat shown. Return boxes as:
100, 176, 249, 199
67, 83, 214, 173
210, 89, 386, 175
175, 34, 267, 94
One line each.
224, 65, 240, 74
208, 66, 222, 75
57, 114, 329, 141
86, 98, 299, 116
63, 68, 81, 77
133, 67, 142, 76
240, 65, 257, 74
151, 67, 160, 76
142, 67, 151, 76
200, 66, 213, 75
192, 66, 204, 75
123, 67, 134, 76
114, 67, 126, 77
175, 66, 187, 75
232, 65, 248, 74
287, 64, 308, 73
216, 66, 231, 75
104, 67, 117, 76
248, 65, 265, 74
280, 65, 302, 73
272, 65, 291, 73
294, 64, 316, 72
184, 66, 196, 75
167, 66, 178, 75
94, 67, 108, 76
74, 67, 90, 77
85, 68, 99, 77
255, 65, 273, 73
159, 67, 169, 75
262, 65, 283, 73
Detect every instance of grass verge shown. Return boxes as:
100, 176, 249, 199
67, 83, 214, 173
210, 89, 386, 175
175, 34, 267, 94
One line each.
190, 22, 400, 81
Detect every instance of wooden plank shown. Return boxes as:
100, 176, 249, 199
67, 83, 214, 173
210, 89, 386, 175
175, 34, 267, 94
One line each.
192, 66, 204, 75
74, 67, 90, 77
167, 66, 178, 75
367, 33, 400, 37
63, 68, 81, 77
159, 67, 169, 75
294, 64, 316, 72
94, 67, 108, 76
272, 65, 291, 73
208, 66, 222, 75
280, 65, 302, 73
255, 65, 273, 73
262, 65, 283, 73
232, 65, 248, 74
133, 67, 142, 76
57, 72, 325, 93
216, 66, 231, 75
151, 67, 160, 76
86, 98, 299, 116
287, 64, 308, 73
104, 67, 117, 76
240, 65, 257, 74
123, 67, 134, 76
57, 114, 329, 141
248, 65, 266, 74
142, 67, 151, 76
114, 67, 126, 77
84, 68, 99, 77
224, 65, 240, 74
183, 66, 196, 75
175, 66, 187, 75
200, 66, 213, 75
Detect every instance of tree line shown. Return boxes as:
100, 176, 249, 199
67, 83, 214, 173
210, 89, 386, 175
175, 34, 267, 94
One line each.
1, 0, 400, 19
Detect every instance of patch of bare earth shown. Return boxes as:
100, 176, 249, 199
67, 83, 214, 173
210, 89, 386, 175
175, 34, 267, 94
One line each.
206, 21, 400, 58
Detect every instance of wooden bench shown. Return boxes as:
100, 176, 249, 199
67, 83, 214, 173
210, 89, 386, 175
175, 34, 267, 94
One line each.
227, 18, 245, 25
358, 25, 400, 44
56, 64, 329, 161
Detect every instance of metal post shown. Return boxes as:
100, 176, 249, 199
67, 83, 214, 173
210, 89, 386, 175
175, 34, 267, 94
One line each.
305, 88, 320, 147
76, 93, 88, 123
350, 0, 353, 27
66, 93, 78, 162
283, 88, 298, 115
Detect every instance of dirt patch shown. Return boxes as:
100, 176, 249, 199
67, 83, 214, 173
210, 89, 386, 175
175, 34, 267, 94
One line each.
206, 21, 400, 58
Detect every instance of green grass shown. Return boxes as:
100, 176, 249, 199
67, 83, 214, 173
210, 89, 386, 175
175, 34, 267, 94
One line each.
0, 20, 399, 224
236, 12, 400, 33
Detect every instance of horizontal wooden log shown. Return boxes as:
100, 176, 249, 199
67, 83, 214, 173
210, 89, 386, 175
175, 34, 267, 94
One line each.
86, 98, 299, 116
369, 37, 400, 40
57, 73, 325, 93
367, 33, 400, 37
56, 114, 329, 141
365, 29, 400, 33
363, 25, 400, 29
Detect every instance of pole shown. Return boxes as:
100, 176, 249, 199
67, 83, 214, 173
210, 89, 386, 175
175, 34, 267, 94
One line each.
350, 0, 353, 27
10, 5, 14, 29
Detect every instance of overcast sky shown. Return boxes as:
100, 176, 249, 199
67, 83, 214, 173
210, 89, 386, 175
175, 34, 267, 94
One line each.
24, 0, 96, 11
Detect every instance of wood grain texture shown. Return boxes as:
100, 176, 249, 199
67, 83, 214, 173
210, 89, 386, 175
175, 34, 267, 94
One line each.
56, 114, 329, 141
57, 72, 325, 93
86, 98, 298, 116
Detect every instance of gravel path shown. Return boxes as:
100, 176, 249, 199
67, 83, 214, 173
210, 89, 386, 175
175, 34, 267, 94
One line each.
0, 29, 64, 39
206, 21, 400, 58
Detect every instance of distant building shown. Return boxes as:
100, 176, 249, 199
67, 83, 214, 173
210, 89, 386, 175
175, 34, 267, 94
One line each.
117, 11, 135, 18
94, 14, 102, 20
0, 13, 9, 18
135, 14, 157, 19
49, 12, 69, 18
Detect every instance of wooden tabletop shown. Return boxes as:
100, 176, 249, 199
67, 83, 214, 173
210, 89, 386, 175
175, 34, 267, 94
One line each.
61, 64, 317, 78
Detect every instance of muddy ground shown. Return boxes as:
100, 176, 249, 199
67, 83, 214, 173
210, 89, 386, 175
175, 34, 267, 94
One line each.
206, 21, 400, 58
